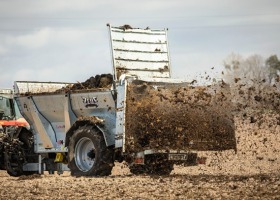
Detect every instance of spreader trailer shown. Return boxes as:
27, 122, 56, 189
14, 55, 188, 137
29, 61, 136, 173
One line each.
10, 24, 236, 176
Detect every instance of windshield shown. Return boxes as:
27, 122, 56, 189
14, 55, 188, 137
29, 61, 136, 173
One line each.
0, 96, 13, 119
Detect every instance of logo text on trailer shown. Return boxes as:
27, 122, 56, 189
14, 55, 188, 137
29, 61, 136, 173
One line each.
82, 97, 98, 108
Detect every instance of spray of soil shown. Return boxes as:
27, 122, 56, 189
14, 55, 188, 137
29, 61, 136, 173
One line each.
182, 75, 280, 175
125, 80, 236, 153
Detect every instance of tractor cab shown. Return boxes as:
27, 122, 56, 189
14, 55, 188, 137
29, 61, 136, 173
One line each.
0, 89, 29, 135
0, 89, 15, 121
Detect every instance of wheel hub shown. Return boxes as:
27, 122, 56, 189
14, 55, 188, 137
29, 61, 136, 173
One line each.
74, 137, 95, 172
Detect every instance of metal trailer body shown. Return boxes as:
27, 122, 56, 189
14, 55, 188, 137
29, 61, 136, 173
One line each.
14, 82, 116, 153
14, 82, 116, 174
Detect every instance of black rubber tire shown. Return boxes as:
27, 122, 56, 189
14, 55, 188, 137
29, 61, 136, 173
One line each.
0, 128, 6, 170
19, 130, 37, 161
5, 130, 37, 177
68, 125, 114, 176
5, 154, 23, 177
0, 147, 5, 170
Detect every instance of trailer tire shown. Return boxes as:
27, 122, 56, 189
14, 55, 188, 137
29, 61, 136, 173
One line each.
68, 125, 114, 176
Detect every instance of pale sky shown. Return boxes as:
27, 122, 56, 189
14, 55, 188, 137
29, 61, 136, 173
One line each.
0, 0, 280, 88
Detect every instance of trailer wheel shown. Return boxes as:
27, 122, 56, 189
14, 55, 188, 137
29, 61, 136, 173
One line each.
68, 125, 114, 176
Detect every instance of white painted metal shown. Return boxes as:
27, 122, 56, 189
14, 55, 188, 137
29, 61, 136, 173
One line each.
138, 77, 187, 84
38, 154, 42, 174
14, 81, 72, 94
0, 89, 13, 95
115, 80, 127, 149
115, 59, 169, 70
0, 88, 13, 99
108, 24, 171, 79
28, 99, 54, 149
118, 70, 170, 80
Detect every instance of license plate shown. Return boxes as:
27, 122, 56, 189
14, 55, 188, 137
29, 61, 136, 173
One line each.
168, 154, 188, 161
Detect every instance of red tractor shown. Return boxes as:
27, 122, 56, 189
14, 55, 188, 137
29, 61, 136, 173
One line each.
0, 89, 35, 176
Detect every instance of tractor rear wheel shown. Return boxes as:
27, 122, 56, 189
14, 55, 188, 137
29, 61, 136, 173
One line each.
5, 130, 37, 177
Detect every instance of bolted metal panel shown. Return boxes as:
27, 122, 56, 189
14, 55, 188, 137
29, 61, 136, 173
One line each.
108, 24, 171, 80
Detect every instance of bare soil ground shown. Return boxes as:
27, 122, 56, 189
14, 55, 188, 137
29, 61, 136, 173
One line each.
0, 165, 279, 199
0, 112, 279, 199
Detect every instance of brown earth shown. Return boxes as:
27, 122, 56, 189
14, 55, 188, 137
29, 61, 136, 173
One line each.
70, 74, 113, 90
54, 74, 113, 93
0, 156, 279, 200
71, 74, 113, 90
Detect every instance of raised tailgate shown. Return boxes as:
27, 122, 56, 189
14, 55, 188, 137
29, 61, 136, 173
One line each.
108, 24, 171, 80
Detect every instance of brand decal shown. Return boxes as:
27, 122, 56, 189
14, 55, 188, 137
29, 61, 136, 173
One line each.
56, 124, 65, 129
82, 97, 98, 108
